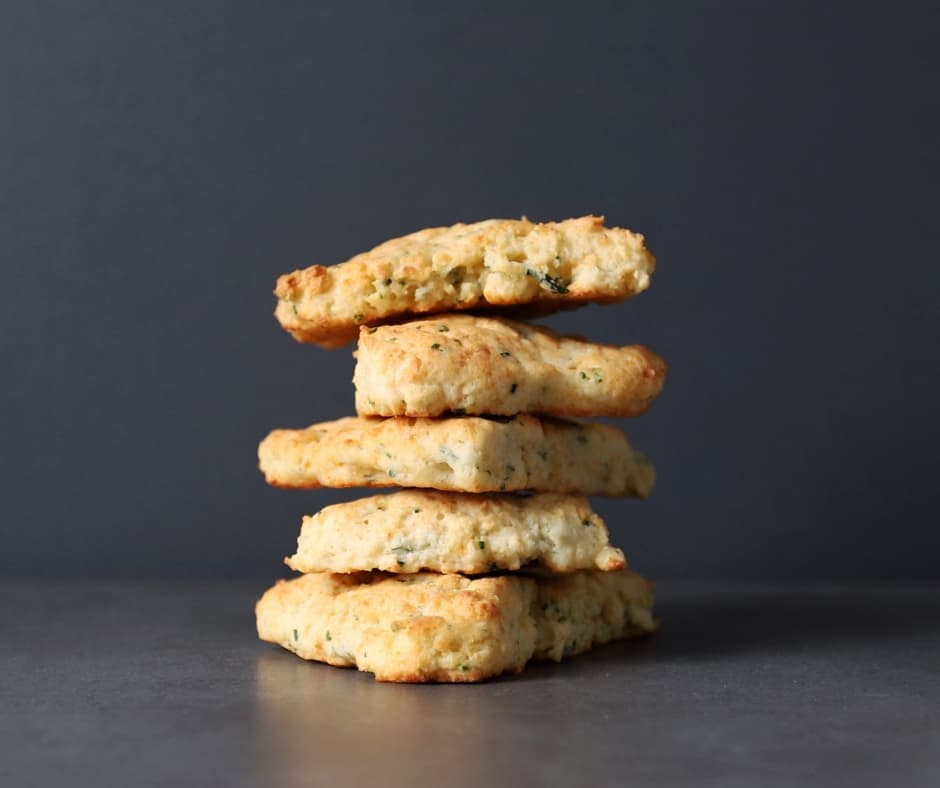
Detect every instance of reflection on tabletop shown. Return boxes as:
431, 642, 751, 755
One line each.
250, 635, 658, 786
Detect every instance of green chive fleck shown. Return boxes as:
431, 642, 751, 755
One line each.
509, 382, 518, 394
525, 268, 570, 294
391, 544, 413, 568
438, 325, 449, 332
292, 628, 299, 641
500, 351, 512, 358
325, 630, 332, 641
478, 540, 486, 550
431, 343, 442, 351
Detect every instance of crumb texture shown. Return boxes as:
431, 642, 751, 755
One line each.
274, 216, 655, 347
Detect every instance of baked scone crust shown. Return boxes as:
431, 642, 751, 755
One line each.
284, 490, 626, 574
354, 314, 666, 417
255, 569, 657, 682
258, 414, 655, 496
274, 216, 655, 348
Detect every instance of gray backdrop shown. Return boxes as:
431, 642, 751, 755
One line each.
2, 1, 938, 581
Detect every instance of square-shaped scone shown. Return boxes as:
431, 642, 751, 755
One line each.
255, 569, 657, 682
354, 314, 666, 418
285, 490, 626, 574
258, 414, 654, 496
274, 216, 655, 347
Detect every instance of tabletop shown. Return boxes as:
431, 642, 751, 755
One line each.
2, 581, 938, 787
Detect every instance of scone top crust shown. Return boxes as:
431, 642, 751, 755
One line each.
274, 216, 655, 347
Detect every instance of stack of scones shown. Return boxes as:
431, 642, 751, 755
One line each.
256, 216, 667, 682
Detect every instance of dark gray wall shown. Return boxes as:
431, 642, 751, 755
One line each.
2, 1, 938, 580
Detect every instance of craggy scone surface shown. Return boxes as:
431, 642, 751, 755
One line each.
275, 216, 655, 347
285, 490, 626, 574
256, 569, 656, 682
354, 314, 666, 417
258, 415, 654, 496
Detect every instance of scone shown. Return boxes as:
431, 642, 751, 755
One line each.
255, 569, 657, 682
284, 490, 626, 574
354, 314, 666, 417
274, 216, 655, 347
258, 414, 654, 496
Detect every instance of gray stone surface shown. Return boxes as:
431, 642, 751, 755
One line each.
1, 582, 938, 787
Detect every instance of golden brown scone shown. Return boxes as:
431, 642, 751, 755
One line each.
274, 216, 655, 348
255, 569, 657, 682
353, 314, 666, 417
258, 415, 654, 496
284, 490, 626, 575
529, 570, 657, 663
